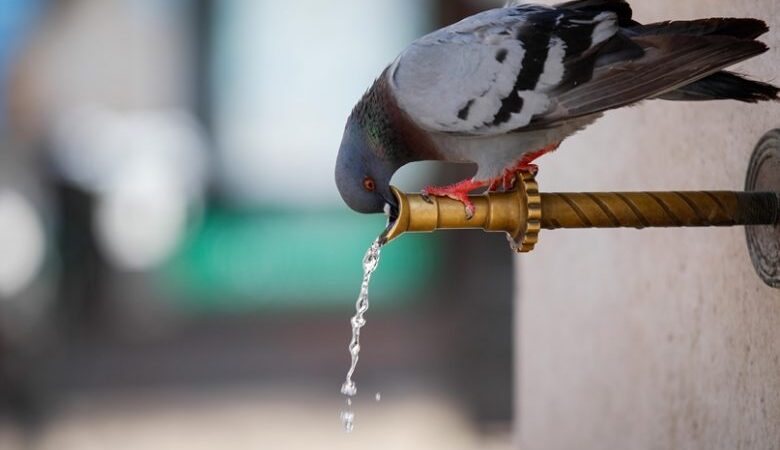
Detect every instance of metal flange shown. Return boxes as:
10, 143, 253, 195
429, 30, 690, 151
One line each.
510, 171, 541, 253
746, 128, 780, 288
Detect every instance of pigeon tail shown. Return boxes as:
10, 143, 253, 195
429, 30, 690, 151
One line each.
631, 17, 778, 103
660, 71, 780, 103
632, 18, 769, 41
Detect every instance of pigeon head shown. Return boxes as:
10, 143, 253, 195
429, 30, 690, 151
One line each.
335, 114, 398, 216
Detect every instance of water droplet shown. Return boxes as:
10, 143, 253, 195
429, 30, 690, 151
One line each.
341, 380, 357, 397
375, 392, 382, 402
340, 410, 355, 433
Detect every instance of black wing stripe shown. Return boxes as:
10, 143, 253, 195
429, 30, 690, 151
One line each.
515, 30, 553, 91
490, 12, 558, 126
458, 100, 475, 120
557, 22, 594, 58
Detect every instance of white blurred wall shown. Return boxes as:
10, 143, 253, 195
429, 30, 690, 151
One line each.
212, 0, 432, 207
10, 0, 192, 140
514, 1, 780, 449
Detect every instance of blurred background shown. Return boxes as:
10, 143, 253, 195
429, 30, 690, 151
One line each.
0, 0, 515, 448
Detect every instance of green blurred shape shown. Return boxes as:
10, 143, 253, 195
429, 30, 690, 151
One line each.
161, 208, 439, 313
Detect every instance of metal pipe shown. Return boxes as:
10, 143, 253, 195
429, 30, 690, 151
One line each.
381, 172, 780, 253
540, 191, 779, 230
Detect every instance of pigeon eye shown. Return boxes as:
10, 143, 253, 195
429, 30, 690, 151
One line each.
363, 177, 376, 192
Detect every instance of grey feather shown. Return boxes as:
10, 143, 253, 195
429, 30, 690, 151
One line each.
389, 6, 619, 136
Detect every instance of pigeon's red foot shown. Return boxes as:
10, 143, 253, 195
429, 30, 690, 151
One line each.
488, 142, 561, 192
514, 142, 560, 173
488, 170, 520, 192
422, 178, 487, 219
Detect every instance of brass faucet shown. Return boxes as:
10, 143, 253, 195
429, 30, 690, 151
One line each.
381, 171, 780, 253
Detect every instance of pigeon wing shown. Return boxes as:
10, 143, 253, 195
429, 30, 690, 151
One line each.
389, 6, 621, 136
529, 34, 769, 129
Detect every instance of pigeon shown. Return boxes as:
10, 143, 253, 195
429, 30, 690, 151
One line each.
335, 0, 779, 219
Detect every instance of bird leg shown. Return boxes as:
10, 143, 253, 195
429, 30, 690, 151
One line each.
488, 177, 504, 192
424, 142, 560, 217
513, 141, 561, 175
488, 170, 521, 192
422, 178, 487, 219
488, 142, 561, 192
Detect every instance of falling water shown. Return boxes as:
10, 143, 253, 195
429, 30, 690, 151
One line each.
339, 237, 383, 432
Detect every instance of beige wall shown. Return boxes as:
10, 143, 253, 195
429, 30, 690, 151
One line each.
514, 1, 780, 449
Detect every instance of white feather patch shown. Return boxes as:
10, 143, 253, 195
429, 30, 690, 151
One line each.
591, 12, 618, 46
537, 37, 566, 91
514, 90, 550, 125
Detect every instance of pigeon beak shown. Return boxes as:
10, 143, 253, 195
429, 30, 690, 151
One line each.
383, 200, 399, 227
382, 189, 399, 223
380, 186, 410, 244
380, 187, 401, 244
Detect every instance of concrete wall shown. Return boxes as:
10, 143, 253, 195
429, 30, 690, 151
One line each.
514, 1, 780, 449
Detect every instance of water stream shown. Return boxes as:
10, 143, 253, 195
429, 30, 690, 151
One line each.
339, 237, 383, 432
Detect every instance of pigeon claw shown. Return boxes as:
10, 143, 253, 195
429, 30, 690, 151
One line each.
487, 142, 561, 192
503, 170, 519, 190
488, 169, 522, 192
422, 178, 487, 220
521, 164, 539, 175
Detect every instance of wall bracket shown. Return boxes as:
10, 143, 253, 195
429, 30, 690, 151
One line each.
746, 129, 780, 288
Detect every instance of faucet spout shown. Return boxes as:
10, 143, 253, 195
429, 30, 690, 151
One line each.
381, 172, 541, 252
